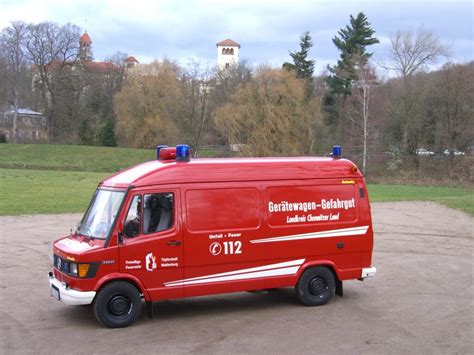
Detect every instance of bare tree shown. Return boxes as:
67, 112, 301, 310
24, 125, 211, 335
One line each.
105, 51, 128, 68
384, 27, 448, 153
0, 21, 28, 143
114, 60, 183, 148
386, 27, 449, 77
352, 61, 377, 174
429, 62, 474, 154
214, 60, 251, 103
0, 57, 8, 107
25, 22, 80, 141
179, 59, 214, 156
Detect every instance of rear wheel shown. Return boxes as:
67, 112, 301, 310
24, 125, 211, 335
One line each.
93, 281, 142, 328
295, 266, 335, 306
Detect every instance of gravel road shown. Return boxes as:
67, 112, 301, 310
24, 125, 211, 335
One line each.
0, 202, 472, 354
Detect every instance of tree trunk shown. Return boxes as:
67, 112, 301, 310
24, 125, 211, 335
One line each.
362, 83, 368, 175
194, 93, 209, 158
12, 89, 19, 144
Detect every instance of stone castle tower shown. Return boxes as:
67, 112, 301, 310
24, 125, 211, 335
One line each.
79, 32, 92, 61
78, 32, 139, 69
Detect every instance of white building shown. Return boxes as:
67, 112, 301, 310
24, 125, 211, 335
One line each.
216, 39, 240, 69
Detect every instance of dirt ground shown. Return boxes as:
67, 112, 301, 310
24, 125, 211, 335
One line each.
0, 202, 472, 354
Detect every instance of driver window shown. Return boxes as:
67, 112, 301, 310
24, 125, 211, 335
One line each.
143, 193, 174, 234
124, 195, 141, 238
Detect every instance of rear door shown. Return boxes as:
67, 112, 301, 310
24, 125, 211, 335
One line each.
119, 188, 184, 300
259, 179, 366, 278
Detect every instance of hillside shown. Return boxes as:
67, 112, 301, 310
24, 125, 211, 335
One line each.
0, 144, 155, 172
0, 144, 472, 215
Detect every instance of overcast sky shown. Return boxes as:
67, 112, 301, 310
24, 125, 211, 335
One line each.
0, 0, 472, 74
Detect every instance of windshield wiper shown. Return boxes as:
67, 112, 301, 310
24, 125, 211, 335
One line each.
77, 222, 93, 238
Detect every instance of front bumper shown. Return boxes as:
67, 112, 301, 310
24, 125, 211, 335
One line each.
361, 266, 377, 278
48, 273, 96, 306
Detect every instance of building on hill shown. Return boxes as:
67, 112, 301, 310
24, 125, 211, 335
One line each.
81, 60, 121, 73
28, 31, 137, 143
216, 39, 240, 70
0, 108, 47, 143
125, 56, 139, 69
78, 31, 139, 71
32, 31, 134, 91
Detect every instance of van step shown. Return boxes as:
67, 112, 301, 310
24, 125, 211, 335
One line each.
247, 290, 270, 295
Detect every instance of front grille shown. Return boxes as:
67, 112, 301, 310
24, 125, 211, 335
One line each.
53, 254, 70, 275
54, 269, 66, 282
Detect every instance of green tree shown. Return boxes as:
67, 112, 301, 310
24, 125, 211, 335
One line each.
97, 120, 117, 147
327, 12, 379, 96
324, 12, 379, 143
78, 119, 95, 145
283, 31, 315, 80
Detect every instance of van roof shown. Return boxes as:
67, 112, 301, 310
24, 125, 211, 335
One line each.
100, 157, 362, 188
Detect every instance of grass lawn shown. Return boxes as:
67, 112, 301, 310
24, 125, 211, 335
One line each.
1, 168, 472, 216
0, 169, 108, 215
368, 184, 474, 215
0, 143, 155, 172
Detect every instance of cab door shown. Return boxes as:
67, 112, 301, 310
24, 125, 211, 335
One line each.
119, 188, 183, 300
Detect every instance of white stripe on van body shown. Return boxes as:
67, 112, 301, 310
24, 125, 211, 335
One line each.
164, 259, 305, 287
250, 225, 369, 244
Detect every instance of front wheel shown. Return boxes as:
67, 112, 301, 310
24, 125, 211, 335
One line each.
93, 281, 142, 328
295, 266, 335, 306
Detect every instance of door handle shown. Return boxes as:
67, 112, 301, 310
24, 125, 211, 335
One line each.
167, 240, 181, 246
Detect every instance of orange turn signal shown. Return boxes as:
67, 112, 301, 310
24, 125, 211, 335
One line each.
78, 264, 90, 278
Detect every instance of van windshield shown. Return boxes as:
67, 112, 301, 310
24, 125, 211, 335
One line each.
78, 189, 125, 239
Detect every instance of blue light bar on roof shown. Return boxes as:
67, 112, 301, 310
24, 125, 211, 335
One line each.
176, 144, 190, 162
332, 145, 342, 158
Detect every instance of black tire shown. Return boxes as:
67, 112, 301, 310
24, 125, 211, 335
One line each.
295, 266, 335, 306
93, 281, 142, 328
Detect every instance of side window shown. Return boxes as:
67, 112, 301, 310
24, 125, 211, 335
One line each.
143, 193, 174, 234
124, 195, 141, 238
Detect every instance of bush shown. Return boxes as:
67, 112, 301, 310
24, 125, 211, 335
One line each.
97, 121, 117, 147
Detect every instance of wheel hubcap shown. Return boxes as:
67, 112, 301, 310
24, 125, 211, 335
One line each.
309, 277, 327, 296
108, 295, 131, 316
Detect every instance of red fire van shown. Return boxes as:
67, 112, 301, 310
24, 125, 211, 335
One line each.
49, 145, 376, 328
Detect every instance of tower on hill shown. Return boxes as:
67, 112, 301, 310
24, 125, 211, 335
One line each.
125, 56, 139, 69
216, 39, 240, 69
79, 32, 93, 61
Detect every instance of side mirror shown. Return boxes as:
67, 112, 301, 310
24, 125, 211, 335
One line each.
123, 220, 139, 238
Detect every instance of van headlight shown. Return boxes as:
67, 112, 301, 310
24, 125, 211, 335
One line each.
69, 263, 92, 278
69, 263, 78, 277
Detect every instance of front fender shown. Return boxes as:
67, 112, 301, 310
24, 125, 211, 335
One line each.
94, 273, 151, 301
